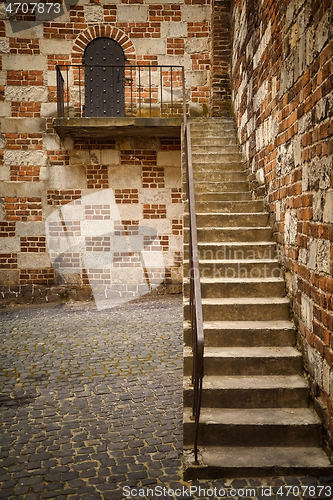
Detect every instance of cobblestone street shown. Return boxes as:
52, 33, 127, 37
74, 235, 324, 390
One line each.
0, 295, 332, 500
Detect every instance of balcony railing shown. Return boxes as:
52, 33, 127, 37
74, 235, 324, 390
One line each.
56, 64, 186, 119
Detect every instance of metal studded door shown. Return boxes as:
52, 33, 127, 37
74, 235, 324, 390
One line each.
84, 38, 125, 118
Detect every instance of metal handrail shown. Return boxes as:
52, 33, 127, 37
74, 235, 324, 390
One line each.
184, 120, 204, 464
56, 64, 185, 119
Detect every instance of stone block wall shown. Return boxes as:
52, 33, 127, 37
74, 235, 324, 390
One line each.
0, 130, 182, 304
0, 0, 225, 304
231, 0, 333, 454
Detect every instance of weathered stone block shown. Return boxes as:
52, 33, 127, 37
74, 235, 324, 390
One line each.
5, 22, 42, 38
5, 86, 48, 102
84, 4, 104, 23
0, 182, 42, 197
157, 151, 181, 167
16, 221, 46, 236
100, 150, 120, 165
2, 54, 46, 71
301, 293, 313, 332
0, 270, 19, 285
0, 166, 10, 182
323, 190, 333, 223
117, 5, 148, 23
0, 237, 20, 253
1, 118, 46, 134
40, 103, 58, 118
0, 102, 11, 117
140, 188, 169, 204
4, 150, 47, 167
165, 166, 181, 188
313, 192, 323, 222
109, 166, 141, 188
0, 38, 9, 53
69, 150, 90, 166
43, 134, 61, 151
17, 253, 51, 269
47, 165, 87, 189
141, 218, 171, 234
181, 5, 211, 22
40, 39, 73, 55
284, 209, 297, 245
167, 203, 183, 219
111, 267, 144, 285
134, 38, 166, 56
255, 168, 265, 185
317, 239, 330, 274
161, 22, 187, 38
117, 204, 143, 221
315, 9, 330, 54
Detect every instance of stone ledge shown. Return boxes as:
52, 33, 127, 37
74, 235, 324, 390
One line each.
53, 117, 183, 139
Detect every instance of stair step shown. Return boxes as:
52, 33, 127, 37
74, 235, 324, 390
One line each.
194, 192, 252, 201
192, 153, 243, 164
189, 162, 245, 172
183, 408, 323, 447
187, 212, 269, 228
183, 346, 303, 376
195, 200, 264, 213
190, 122, 236, 134
184, 277, 286, 298
183, 320, 296, 347
183, 446, 332, 479
194, 170, 248, 182
183, 261, 282, 280
190, 137, 238, 146
185, 297, 291, 321
193, 242, 278, 260
192, 144, 241, 154
194, 181, 249, 193
186, 226, 273, 243
183, 375, 309, 408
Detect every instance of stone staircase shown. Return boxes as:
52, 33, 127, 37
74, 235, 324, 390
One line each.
183, 118, 332, 479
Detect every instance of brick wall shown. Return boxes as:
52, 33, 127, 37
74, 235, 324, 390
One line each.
0, 0, 220, 304
211, 0, 232, 116
231, 0, 333, 455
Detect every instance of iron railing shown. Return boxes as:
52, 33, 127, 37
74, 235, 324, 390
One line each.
56, 64, 185, 119
184, 121, 204, 464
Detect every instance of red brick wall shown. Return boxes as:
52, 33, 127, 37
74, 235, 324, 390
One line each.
231, 0, 333, 454
211, 0, 232, 116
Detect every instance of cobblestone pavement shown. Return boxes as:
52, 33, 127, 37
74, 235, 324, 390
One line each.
0, 295, 332, 500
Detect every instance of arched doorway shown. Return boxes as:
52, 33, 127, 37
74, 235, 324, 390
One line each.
84, 37, 125, 118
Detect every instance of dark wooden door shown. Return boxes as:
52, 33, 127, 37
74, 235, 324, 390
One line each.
84, 38, 125, 118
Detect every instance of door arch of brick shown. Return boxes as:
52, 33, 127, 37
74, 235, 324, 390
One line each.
71, 25, 136, 65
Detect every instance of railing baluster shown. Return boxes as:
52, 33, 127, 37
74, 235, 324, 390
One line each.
170, 66, 173, 117
138, 66, 141, 117
66, 67, 69, 117
79, 66, 81, 117
131, 66, 133, 117
160, 66, 163, 117
149, 66, 152, 117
